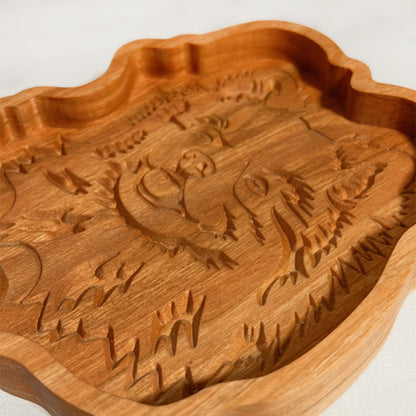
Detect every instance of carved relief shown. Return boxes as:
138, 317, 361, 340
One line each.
0, 59, 414, 406
152, 290, 205, 356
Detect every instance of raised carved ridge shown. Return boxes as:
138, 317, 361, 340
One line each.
152, 290, 206, 356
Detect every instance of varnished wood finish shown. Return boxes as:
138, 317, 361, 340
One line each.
0, 21, 415, 415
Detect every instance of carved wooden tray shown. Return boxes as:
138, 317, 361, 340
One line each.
0, 21, 415, 416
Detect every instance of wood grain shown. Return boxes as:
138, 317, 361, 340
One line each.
0, 21, 415, 416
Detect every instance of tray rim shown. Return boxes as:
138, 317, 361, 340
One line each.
0, 20, 415, 138
0, 20, 415, 416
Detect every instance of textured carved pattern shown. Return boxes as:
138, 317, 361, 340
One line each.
152, 290, 206, 356
0, 24, 415, 411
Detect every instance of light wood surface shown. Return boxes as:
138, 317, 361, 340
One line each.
0, 21, 415, 415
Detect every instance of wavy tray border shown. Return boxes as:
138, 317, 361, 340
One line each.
0, 20, 415, 141
0, 21, 415, 416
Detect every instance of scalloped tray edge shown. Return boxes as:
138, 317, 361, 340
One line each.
0, 21, 415, 142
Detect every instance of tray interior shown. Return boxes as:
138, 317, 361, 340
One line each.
0, 50, 415, 405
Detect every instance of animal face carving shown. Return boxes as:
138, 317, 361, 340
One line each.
107, 71, 314, 263
111, 82, 397, 285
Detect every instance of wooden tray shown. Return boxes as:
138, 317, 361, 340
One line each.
0, 21, 415, 416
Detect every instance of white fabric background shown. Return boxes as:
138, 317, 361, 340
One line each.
0, 1, 415, 415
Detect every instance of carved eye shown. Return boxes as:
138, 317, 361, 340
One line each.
141, 169, 182, 200
244, 176, 268, 197
193, 131, 215, 144
178, 150, 215, 178
196, 115, 228, 129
